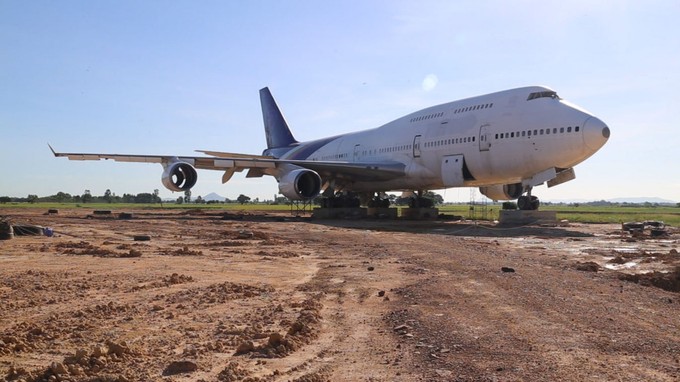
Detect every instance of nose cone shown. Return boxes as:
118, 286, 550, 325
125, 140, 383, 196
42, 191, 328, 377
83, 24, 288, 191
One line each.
583, 116, 610, 151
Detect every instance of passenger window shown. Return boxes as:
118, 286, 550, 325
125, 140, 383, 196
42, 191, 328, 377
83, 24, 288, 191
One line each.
540, 129, 544, 135
528, 130, 532, 136
575, 126, 580, 132
553, 128, 557, 134
472, 136, 475, 142
567, 126, 572, 132
560, 127, 564, 133
522, 131, 526, 137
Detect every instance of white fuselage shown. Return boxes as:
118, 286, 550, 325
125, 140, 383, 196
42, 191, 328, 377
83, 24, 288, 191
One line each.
279, 86, 609, 193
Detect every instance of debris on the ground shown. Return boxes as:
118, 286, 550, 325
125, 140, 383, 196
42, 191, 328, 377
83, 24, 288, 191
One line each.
622, 221, 669, 239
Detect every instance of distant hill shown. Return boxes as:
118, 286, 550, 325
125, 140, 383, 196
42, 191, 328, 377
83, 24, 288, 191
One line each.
607, 197, 676, 204
203, 192, 227, 202
546, 197, 676, 204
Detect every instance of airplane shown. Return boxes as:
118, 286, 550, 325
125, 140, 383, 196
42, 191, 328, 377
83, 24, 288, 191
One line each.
50, 86, 610, 210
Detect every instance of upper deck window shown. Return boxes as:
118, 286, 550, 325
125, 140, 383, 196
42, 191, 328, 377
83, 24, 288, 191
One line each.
527, 91, 560, 101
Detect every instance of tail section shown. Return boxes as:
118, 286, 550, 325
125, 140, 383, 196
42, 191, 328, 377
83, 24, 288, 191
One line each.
260, 87, 298, 149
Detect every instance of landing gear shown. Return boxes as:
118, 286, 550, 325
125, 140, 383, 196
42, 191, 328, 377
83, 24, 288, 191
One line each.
319, 192, 361, 208
368, 194, 390, 208
517, 188, 540, 210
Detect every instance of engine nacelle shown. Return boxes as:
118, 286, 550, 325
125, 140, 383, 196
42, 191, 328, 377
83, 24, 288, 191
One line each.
278, 169, 321, 200
162, 161, 198, 192
479, 183, 524, 201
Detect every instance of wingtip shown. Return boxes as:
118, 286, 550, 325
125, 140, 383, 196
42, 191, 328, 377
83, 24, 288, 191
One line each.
47, 143, 57, 156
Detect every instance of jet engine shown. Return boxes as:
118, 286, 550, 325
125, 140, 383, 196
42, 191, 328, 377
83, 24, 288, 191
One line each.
479, 183, 524, 201
161, 161, 198, 192
278, 169, 322, 200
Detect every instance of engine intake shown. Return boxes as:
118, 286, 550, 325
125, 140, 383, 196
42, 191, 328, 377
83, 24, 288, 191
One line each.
479, 183, 524, 201
278, 169, 321, 200
162, 161, 198, 192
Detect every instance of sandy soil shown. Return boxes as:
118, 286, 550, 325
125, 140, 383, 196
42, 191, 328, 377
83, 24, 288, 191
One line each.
0, 208, 678, 381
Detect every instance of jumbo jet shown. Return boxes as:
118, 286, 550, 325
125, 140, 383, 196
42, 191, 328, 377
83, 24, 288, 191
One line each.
51, 86, 610, 210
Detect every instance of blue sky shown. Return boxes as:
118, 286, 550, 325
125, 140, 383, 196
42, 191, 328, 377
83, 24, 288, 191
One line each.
1, 1, 678, 202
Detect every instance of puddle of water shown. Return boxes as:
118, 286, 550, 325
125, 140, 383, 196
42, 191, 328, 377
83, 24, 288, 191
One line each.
604, 261, 638, 270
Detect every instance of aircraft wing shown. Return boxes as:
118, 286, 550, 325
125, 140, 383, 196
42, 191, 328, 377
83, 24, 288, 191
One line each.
49, 145, 405, 182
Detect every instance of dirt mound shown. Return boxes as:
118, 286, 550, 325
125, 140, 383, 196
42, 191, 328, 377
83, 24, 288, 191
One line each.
56, 241, 117, 257
4, 340, 135, 382
222, 229, 270, 240
235, 297, 322, 358
618, 266, 680, 292
161, 245, 203, 256
575, 261, 601, 272
217, 361, 258, 381
165, 282, 274, 307
256, 250, 300, 258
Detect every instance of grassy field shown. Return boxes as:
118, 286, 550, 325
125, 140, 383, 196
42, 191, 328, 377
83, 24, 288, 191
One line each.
442, 204, 680, 226
2, 202, 678, 226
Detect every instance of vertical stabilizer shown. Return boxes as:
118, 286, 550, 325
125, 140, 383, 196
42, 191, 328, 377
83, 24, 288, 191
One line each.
260, 87, 298, 149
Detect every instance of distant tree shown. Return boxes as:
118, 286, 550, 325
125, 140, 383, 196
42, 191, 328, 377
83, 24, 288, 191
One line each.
26, 194, 38, 204
0, 196, 11, 204
134, 193, 155, 204
82, 190, 93, 203
237, 194, 251, 205
153, 189, 161, 204
54, 191, 72, 203
677, 202, 680, 208
184, 190, 192, 203
423, 191, 444, 206
195, 195, 205, 204
103, 189, 113, 203
176, 196, 184, 204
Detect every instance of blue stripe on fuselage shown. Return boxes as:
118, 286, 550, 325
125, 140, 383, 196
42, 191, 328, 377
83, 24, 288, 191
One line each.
284, 136, 342, 160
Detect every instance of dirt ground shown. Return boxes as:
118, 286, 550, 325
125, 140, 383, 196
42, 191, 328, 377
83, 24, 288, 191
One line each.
0, 208, 678, 382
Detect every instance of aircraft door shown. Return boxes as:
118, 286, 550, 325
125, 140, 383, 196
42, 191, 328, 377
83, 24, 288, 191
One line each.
479, 124, 491, 151
413, 135, 422, 158
441, 154, 465, 187
353, 144, 361, 162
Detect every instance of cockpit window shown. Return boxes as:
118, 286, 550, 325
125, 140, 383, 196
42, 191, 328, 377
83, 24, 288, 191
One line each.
527, 91, 560, 101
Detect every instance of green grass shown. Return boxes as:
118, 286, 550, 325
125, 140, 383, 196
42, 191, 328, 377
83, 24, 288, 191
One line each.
0, 202, 296, 211
2, 202, 678, 226
445, 204, 680, 226
544, 205, 680, 226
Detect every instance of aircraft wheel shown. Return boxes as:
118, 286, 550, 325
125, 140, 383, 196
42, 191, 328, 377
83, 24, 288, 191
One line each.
530, 196, 540, 210
517, 196, 531, 210
518, 195, 540, 210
